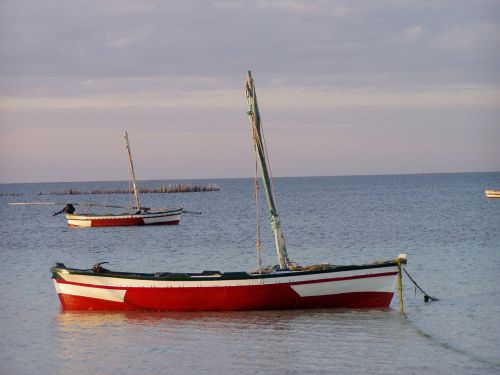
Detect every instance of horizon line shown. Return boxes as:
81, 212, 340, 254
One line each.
1, 170, 499, 185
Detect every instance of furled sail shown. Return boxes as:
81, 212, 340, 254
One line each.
245, 71, 290, 270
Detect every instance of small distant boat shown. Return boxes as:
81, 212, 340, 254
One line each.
61, 131, 184, 228
9, 132, 200, 227
51, 71, 406, 311
485, 190, 500, 199
10, 201, 185, 227
50, 132, 183, 228
65, 207, 183, 228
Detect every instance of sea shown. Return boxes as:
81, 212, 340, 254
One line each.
0, 172, 499, 375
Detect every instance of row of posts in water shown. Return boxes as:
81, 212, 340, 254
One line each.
0, 183, 220, 197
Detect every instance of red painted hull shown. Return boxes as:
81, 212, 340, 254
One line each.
56, 286, 394, 311
67, 218, 180, 228
52, 262, 401, 311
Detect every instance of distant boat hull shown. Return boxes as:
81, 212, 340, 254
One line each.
51, 261, 400, 311
485, 190, 500, 198
65, 208, 183, 228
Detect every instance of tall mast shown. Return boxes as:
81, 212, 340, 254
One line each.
245, 71, 290, 271
123, 131, 141, 210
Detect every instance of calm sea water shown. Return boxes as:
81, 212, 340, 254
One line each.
1, 173, 499, 375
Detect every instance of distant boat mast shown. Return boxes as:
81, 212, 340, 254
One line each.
124, 131, 141, 210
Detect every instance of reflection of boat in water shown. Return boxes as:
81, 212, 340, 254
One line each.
55, 309, 322, 326
53, 309, 401, 374
485, 190, 500, 199
55, 308, 389, 330
51, 71, 407, 311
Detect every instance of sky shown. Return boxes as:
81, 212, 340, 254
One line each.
1, 0, 499, 183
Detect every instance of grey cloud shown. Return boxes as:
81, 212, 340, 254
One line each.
0, 0, 499, 94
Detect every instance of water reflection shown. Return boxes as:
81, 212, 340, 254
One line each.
55, 308, 397, 331
54, 309, 407, 375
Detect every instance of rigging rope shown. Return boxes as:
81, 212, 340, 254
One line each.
128, 179, 134, 210
258, 114, 280, 212
255, 107, 293, 266
254, 140, 263, 274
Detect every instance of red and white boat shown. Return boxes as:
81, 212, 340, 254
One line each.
65, 207, 183, 228
51, 71, 407, 311
55, 131, 184, 228
51, 260, 405, 311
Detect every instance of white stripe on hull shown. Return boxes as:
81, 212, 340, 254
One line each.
57, 266, 397, 289
291, 274, 397, 297
143, 214, 181, 224
65, 210, 181, 227
67, 218, 92, 227
54, 280, 126, 302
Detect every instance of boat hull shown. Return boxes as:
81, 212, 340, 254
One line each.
51, 262, 400, 311
65, 209, 183, 228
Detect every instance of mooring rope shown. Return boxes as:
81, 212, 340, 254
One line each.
397, 258, 439, 317
403, 267, 439, 303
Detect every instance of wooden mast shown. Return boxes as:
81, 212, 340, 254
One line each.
245, 71, 290, 270
123, 131, 141, 211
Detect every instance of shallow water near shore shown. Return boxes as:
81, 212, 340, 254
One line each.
1, 173, 499, 374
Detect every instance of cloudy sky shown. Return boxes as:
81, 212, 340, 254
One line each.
1, 0, 499, 183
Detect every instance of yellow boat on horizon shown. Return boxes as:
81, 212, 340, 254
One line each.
485, 190, 500, 198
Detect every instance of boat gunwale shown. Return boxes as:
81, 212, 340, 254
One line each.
51, 260, 400, 282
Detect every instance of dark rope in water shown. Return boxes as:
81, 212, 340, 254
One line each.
403, 267, 439, 302
400, 269, 500, 368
